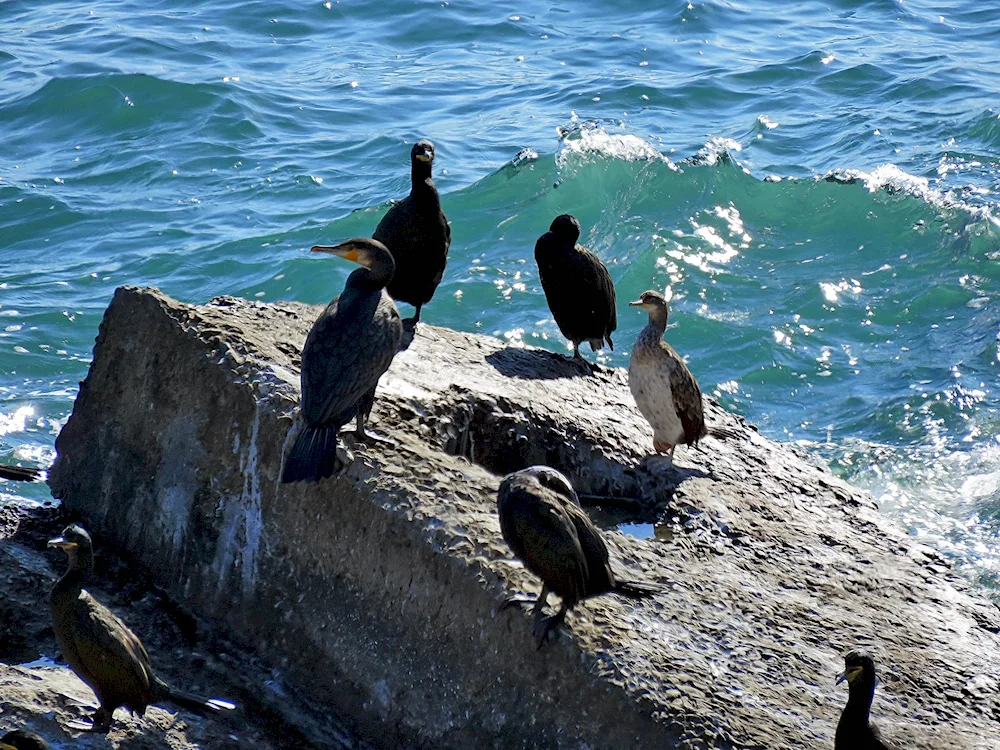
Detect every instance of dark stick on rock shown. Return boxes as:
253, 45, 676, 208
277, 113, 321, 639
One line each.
0, 464, 42, 482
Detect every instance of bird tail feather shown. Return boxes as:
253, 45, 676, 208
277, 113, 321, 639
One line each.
280, 424, 343, 483
613, 579, 663, 599
153, 677, 236, 715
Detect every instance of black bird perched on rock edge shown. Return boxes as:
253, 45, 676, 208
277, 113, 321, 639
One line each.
496, 466, 661, 648
0, 463, 42, 482
0, 730, 50, 750
628, 290, 706, 464
372, 139, 450, 328
534, 214, 617, 365
48, 524, 235, 733
836, 649, 897, 750
281, 238, 403, 483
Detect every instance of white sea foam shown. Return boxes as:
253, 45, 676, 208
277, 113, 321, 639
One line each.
692, 137, 742, 166
824, 163, 999, 227
556, 122, 674, 167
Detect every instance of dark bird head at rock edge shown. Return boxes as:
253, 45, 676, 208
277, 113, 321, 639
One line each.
837, 648, 877, 686
548, 214, 581, 242
47, 523, 91, 552
519, 465, 582, 507
311, 238, 393, 270
629, 290, 670, 315
412, 139, 435, 164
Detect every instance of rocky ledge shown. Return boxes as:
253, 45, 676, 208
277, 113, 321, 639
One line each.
43, 285, 1000, 748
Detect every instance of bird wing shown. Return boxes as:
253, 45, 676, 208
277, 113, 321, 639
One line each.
661, 341, 707, 445
498, 481, 588, 604
373, 197, 409, 246
534, 235, 566, 312
300, 292, 401, 427
69, 591, 153, 702
374, 195, 449, 302
575, 246, 617, 338
560, 500, 615, 595
869, 722, 897, 750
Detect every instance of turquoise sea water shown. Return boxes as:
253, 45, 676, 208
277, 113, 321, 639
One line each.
2, 0, 999, 590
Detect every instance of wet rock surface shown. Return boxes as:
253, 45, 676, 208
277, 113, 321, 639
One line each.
39, 285, 1000, 748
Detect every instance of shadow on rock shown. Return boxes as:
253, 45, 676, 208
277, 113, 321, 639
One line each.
638, 456, 712, 482
397, 326, 416, 352
485, 347, 594, 380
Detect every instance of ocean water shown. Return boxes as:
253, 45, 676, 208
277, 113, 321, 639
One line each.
2, 0, 999, 592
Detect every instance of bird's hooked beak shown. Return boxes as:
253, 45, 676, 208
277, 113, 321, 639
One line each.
414, 146, 433, 163
47, 536, 77, 550
629, 299, 649, 310
311, 242, 367, 267
836, 665, 864, 685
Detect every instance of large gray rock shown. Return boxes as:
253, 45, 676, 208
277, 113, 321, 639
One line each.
50, 286, 1000, 749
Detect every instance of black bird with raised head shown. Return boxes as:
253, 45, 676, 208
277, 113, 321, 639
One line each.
534, 214, 617, 364
373, 139, 450, 328
628, 290, 706, 464
836, 649, 897, 749
48, 525, 235, 733
282, 238, 403, 483
496, 466, 660, 648
0, 730, 50, 750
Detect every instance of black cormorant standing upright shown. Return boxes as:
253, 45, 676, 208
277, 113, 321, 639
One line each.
282, 238, 403, 483
534, 214, 617, 363
48, 525, 235, 733
373, 139, 450, 328
836, 649, 897, 749
496, 466, 660, 647
628, 290, 705, 464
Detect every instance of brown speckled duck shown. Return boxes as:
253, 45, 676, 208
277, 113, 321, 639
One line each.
628, 290, 705, 463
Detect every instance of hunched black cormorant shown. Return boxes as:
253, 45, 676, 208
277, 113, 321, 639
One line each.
373, 139, 450, 328
281, 238, 403, 483
496, 466, 660, 648
534, 214, 617, 364
0, 730, 50, 750
836, 649, 897, 749
48, 525, 235, 733
628, 290, 706, 464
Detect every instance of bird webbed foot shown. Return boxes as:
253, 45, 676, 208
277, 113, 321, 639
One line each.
532, 608, 567, 649
351, 426, 396, 447
569, 347, 597, 375
334, 443, 355, 469
67, 707, 112, 733
495, 595, 537, 617
402, 308, 421, 332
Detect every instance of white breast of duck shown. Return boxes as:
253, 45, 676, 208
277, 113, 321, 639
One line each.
629, 324, 686, 450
